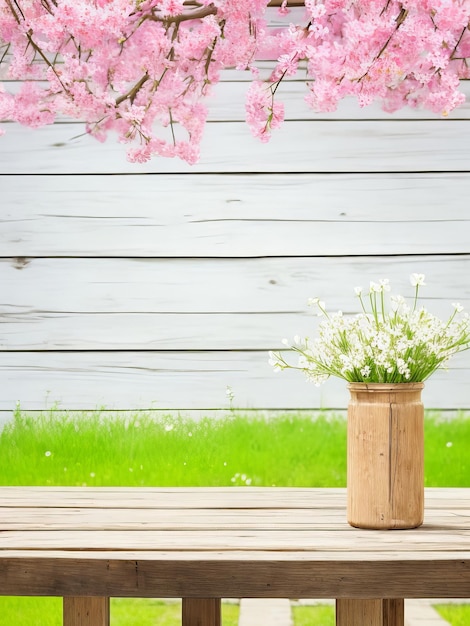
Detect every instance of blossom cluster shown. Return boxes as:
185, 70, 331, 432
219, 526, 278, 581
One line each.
253, 0, 470, 140
0, 0, 269, 162
269, 274, 470, 385
0, 1, 469, 161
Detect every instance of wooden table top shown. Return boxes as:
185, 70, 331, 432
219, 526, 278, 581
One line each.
0, 487, 469, 599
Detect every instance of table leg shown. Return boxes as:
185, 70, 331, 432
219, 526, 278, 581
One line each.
336, 599, 404, 626
182, 598, 221, 626
63, 597, 110, 626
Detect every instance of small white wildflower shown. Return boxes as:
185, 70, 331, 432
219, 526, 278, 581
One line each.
379, 278, 391, 292
446, 441, 453, 448
188, 432, 193, 437
245, 478, 252, 486
165, 423, 174, 432
452, 303, 464, 313
281, 338, 290, 346
308, 297, 320, 306
410, 273, 426, 287
223, 462, 227, 466
354, 286, 363, 296
293, 335, 301, 344
370, 281, 380, 292
45, 451, 52, 457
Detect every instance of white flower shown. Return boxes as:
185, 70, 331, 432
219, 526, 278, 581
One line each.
354, 286, 363, 296
281, 338, 290, 346
410, 273, 426, 287
270, 274, 469, 385
452, 303, 464, 313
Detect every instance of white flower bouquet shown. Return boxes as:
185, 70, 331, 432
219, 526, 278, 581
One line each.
269, 274, 470, 385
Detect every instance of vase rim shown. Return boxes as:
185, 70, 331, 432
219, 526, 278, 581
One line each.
348, 382, 425, 391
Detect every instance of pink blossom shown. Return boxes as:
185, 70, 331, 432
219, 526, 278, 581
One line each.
0, 0, 468, 163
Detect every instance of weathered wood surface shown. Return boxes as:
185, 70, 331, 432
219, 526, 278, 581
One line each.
0, 350, 469, 411
336, 599, 404, 626
182, 598, 221, 626
63, 597, 109, 626
0, 488, 468, 599
1, 120, 469, 174
2, 173, 470, 257
4, 79, 470, 121
1, 5, 469, 414
2, 256, 468, 315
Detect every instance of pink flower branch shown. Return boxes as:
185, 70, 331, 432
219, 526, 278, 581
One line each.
0, 1, 469, 163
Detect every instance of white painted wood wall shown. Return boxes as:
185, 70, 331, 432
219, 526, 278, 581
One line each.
1, 8, 470, 413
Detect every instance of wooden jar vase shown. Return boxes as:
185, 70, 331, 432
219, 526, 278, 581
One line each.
347, 382, 424, 530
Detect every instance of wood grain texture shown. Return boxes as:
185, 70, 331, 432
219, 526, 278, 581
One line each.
63, 597, 110, 626
3, 256, 468, 314
5, 80, 470, 122
347, 384, 424, 530
3, 350, 470, 411
336, 599, 404, 626
0, 488, 468, 599
1, 120, 469, 174
2, 173, 470, 257
0, 349, 469, 410
182, 598, 221, 626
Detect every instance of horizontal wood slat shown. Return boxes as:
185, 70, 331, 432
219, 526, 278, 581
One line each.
2, 256, 468, 315
1, 257, 469, 353
0, 350, 469, 411
4, 80, 470, 122
0, 507, 467, 531
0, 488, 468, 599
2, 173, 470, 257
0, 487, 467, 508
1, 120, 469, 174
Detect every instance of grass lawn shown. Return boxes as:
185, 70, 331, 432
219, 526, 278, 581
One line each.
0, 408, 468, 625
0, 408, 469, 487
435, 604, 470, 626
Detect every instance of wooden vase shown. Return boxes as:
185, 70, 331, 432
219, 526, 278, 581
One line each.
347, 382, 424, 530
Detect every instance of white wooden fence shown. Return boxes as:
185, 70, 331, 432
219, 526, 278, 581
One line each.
1, 8, 470, 414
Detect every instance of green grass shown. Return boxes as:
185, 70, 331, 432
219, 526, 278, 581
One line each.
435, 605, 470, 626
0, 598, 239, 626
0, 408, 469, 487
292, 604, 335, 626
0, 408, 468, 625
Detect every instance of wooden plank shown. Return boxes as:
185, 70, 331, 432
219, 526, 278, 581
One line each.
182, 598, 221, 626
0, 555, 469, 598
0, 120, 468, 174
2, 173, 470, 257
0, 486, 467, 510
4, 80, 470, 122
336, 599, 404, 626
1, 350, 469, 410
1, 256, 469, 315
1, 255, 470, 352
0, 528, 469, 552
0, 508, 467, 531
0, 312, 338, 351
63, 597, 110, 626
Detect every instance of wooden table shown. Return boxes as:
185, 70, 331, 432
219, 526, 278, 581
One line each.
0, 487, 469, 626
